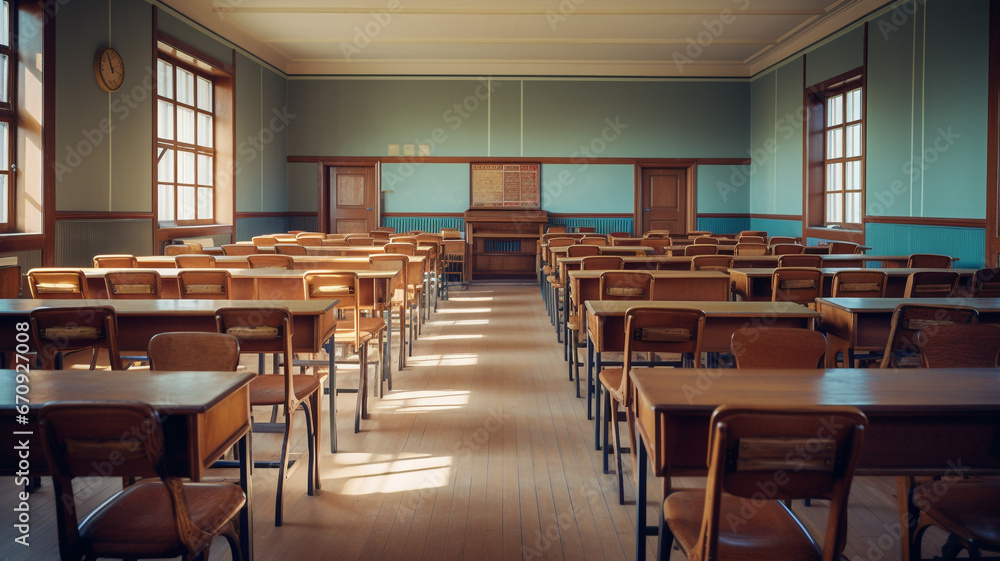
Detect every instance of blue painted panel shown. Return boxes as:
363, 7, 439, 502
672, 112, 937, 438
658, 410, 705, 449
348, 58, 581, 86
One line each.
490, 80, 523, 157
774, 61, 804, 215
865, 222, 985, 269
547, 217, 633, 236
805, 26, 864, 87
696, 217, 750, 235
382, 163, 469, 213
750, 217, 801, 238
698, 165, 750, 214
381, 216, 464, 234
541, 164, 634, 213
749, 73, 775, 214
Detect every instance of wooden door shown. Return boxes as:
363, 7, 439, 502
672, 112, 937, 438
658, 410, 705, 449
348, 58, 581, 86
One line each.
328, 166, 377, 234
640, 167, 688, 236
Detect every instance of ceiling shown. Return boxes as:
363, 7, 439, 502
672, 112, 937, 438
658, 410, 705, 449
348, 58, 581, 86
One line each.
158, 0, 895, 77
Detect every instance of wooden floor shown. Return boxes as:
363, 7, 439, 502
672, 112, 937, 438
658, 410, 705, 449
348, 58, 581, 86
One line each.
0, 283, 954, 560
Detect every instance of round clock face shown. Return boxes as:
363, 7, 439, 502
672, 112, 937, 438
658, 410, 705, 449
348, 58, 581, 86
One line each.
94, 47, 124, 92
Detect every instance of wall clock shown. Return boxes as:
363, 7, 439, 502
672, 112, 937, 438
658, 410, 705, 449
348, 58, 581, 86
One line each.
94, 46, 124, 93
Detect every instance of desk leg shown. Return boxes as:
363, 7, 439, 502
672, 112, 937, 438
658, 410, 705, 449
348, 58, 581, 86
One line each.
329, 336, 338, 454
238, 431, 254, 560
383, 304, 392, 393
586, 337, 594, 420
593, 351, 602, 451
635, 433, 648, 561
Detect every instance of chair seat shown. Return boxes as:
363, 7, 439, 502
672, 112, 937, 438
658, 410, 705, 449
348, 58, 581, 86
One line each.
664, 490, 821, 561
249, 374, 322, 406
914, 479, 1000, 546
334, 317, 385, 339
566, 314, 581, 331
598, 367, 625, 403
80, 481, 245, 558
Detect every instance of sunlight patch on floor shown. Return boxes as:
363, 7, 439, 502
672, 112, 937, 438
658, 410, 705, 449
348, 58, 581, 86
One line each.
373, 390, 470, 413
408, 353, 479, 366
416, 334, 484, 341
445, 295, 494, 302
426, 319, 489, 327
433, 307, 492, 314
325, 452, 453, 495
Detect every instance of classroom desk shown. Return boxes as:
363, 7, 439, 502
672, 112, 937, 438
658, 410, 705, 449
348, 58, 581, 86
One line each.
0, 369, 257, 559
729, 267, 977, 301
630, 367, 1000, 561
548, 245, 652, 258
0, 298, 345, 454
584, 300, 819, 449
814, 296, 1000, 367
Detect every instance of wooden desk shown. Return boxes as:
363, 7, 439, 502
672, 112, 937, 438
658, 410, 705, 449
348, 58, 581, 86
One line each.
0, 369, 256, 559
465, 209, 547, 281
630, 367, 1000, 561
0, 298, 344, 453
729, 267, 977, 301
584, 300, 819, 448
548, 245, 652, 258
814, 296, 1000, 367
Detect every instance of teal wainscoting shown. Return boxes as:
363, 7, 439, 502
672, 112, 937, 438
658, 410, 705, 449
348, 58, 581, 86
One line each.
547, 217, 633, 235
863, 222, 985, 269
751, 218, 803, 238
56, 219, 154, 267
382, 216, 464, 233
288, 216, 319, 233
696, 217, 751, 235
236, 217, 291, 241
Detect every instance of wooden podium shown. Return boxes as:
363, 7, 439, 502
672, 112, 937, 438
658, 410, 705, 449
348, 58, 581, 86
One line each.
463, 209, 548, 280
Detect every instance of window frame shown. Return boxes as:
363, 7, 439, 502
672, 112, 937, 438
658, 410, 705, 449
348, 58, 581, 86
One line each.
821, 82, 864, 228
0, 0, 15, 233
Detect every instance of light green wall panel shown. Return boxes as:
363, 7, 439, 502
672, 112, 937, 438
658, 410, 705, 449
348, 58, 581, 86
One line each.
805, 26, 864, 87
920, 0, 988, 218
774, 60, 804, 215
234, 52, 262, 212
698, 165, 750, 214
287, 79, 491, 156
540, 164, 633, 213
287, 162, 318, 212
382, 163, 468, 213
748, 73, 775, 214
522, 80, 750, 158
261, 66, 289, 210
489, 80, 522, 157
156, 9, 232, 66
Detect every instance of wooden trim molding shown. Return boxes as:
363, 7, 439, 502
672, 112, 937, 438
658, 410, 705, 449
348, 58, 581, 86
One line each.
0, 233, 45, 252
55, 211, 155, 221
290, 155, 752, 167
547, 213, 633, 219
865, 216, 987, 229
697, 213, 751, 219
235, 211, 317, 219
750, 213, 804, 221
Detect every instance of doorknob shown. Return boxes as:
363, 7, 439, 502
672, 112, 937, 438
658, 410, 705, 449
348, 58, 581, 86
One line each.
643, 208, 651, 211
367, 208, 372, 211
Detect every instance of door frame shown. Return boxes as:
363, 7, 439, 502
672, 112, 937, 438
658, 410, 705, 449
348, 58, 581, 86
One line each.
317, 160, 380, 234
986, 2, 999, 267
634, 162, 697, 237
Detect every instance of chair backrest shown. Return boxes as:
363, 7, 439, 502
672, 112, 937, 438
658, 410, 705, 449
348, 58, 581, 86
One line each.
93, 254, 137, 268
578, 236, 607, 246
730, 327, 826, 368
693, 236, 719, 245
768, 236, 797, 245
104, 270, 163, 299
880, 303, 979, 368
369, 254, 408, 305
737, 235, 766, 245
696, 405, 867, 561
148, 331, 240, 371
441, 229, 462, 239
443, 240, 466, 259
390, 235, 418, 244
598, 271, 653, 301
576, 226, 597, 233
29, 305, 122, 369
216, 307, 295, 408
546, 237, 576, 249
580, 256, 624, 270
684, 244, 718, 256
368, 230, 392, 241
903, 270, 960, 298
384, 242, 416, 255
296, 236, 323, 246
777, 254, 823, 268
546, 226, 567, 233
734, 242, 769, 256
972, 267, 1000, 297
831, 270, 887, 298
827, 241, 861, 254
907, 253, 952, 268
347, 236, 375, 246
27, 269, 90, 299
771, 267, 823, 304
164, 244, 194, 256
566, 244, 601, 258
221, 243, 257, 255
40, 401, 226, 559
303, 271, 363, 347
175, 254, 216, 268
251, 235, 279, 248
176, 269, 232, 299
738, 230, 767, 239
643, 232, 670, 239
770, 243, 805, 255
689, 255, 732, 272
247, 254, 294, 269
274, 243, 307, 255
916, 323, 1000, 367
608, 231, 631, 238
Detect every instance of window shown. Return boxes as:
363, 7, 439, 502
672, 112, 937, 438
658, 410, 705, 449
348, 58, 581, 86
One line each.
0, 0, 13, 232
823, 85, 863, 227
157, 56, 215, 225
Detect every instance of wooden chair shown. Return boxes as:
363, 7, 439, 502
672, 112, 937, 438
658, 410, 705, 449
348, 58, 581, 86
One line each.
768, 236, 797, 245
879, 303, 979, 368
777, 254, 823, 268
176, 269, 232, 299
689, 255, 732, 272
105, 270, 162, 300
39, 401, 245, 561
29, 305, 122, 370
566, 244, 601, 258
215, 307, 320, 527
384, 242, 416, 255
770, 243, 805, 255
831, 269, 887, 298
565, 255, 625, 384
389, 235, 418, 245
734, 242, 768, 256
739, 230, 767, 239
442, 239, 466, 298
599, 270, 654, 301
274, 243, 307, 255
771, 267, 822, 306
93, 254, 137, 268
972, 267, 1000, 297
175, 254, 216, 268
303, 271, 387, 430
917, 322, 1000, 368
907, 253, 953, 268
658, 405, 867, 561
578, 236, 607, 246
737, 235, 766, 245
730, 326, 826, 368
27, 268, 90, 299
684, 244, 717, 256
370, 253, 410, 372
164, 244, 194, 256
346, 236, 374, 246
903, 270, 960, 298
296, 236, 323, 246
546, 226, 567, 233
221, 243, 257, 255
828, 241, 861, 254
601, 307, 705, 504
575, 226, 597, 233
251, 235, 279, 248
248, 254, 294, 269
608, 231, 632, 238
693, 236, 719, 245
579, 255, 624, 270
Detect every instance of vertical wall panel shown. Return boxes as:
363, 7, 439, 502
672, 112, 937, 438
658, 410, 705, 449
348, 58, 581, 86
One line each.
55, 220, 153, 267
865, 222, 985, 268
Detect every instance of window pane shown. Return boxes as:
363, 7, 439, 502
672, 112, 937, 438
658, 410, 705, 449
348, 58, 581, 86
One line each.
197, 187, 213, 219
197, 113, 213, 148
826, 193, 843, 223
827, 128, 843, 159
157, 148, 174, 182
0, 174, 7, 223
0, 2, 9, 47
197, 77, 212, 111
846, 88, 862, 122
177, 106, 195, 144
0, 55, 7, 104
845, 192, 861, 224
197, 154, 213, 186
157, 100, 174, 140
177, 150, 195, 184
176, 68, 194, 106
845, 161, 861, 190
826, 162, 843, 192
158, 184, 175, 221
157, 59, 173, 99
0, 121, 8, 169
177, 185, 196, 220
846, 123, 862, 158
826, 94, 843, 127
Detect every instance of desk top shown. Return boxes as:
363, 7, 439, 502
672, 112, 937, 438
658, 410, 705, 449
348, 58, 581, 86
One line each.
137, 255, 424, 267
73, 267, 397, 281
730, 267, 977, 277
550, 245, 653, 255
0, 298, 338, 315
586, 300, 820, 318
568, 269, 729, 280
815, 296, 1000, 313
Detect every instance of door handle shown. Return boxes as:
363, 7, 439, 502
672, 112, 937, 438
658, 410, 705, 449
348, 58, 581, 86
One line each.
367, 208, 372, 211
643, 208, 651, 211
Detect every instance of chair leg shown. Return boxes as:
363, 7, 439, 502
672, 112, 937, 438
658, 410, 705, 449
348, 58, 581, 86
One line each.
657, 509, 676, 561
275, 407, 293, 526
219, 520, 244, 561
300, 400, 317, 496
611, 402, 625, 506
356, 348, 367, 432
602, 389, 611, 474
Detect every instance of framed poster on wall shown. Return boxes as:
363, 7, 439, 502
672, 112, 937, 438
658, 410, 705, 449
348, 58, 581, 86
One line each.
469, 163, 540, 209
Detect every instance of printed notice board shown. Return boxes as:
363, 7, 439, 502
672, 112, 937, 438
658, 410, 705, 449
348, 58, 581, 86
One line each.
470, 163, 540, 209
